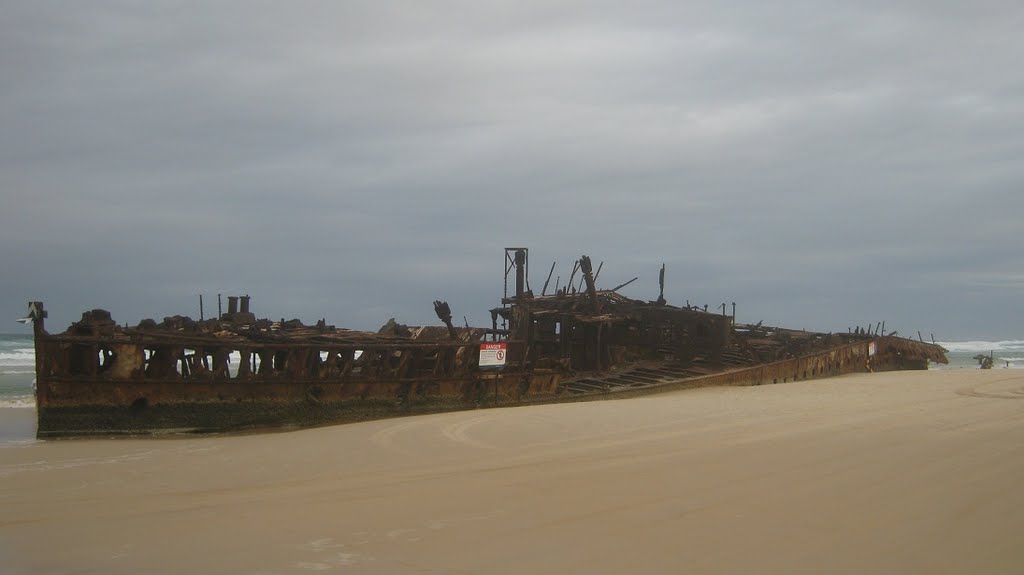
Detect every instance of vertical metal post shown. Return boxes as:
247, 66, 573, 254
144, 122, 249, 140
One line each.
514, 249, 526, 298
29, 303, 47, 400
657, 263, 666, 305
503, 248, 529, 299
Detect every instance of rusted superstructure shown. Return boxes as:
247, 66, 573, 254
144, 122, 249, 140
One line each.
26, 249, 947, 438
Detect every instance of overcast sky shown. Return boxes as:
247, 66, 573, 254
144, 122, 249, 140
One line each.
2, 1, 1021, 340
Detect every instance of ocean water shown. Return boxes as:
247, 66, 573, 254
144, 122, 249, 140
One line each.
0, 333, 35, 408
935, 340, 1024, 370
0, 333, 37, 446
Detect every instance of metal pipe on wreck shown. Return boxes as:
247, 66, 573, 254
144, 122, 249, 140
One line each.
567, 260, 580, 292
542, 261, 556, 295
611, 277, 638, 292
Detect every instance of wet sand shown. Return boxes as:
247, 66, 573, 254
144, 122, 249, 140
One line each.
0, 407, 35, 446
1, 370, 1022, 574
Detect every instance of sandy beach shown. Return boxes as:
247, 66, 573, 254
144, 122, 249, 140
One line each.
1, 369, 1022, 574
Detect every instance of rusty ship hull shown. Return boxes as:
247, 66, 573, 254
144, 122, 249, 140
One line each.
26, 249, 948, 438
30, 314, 562, 438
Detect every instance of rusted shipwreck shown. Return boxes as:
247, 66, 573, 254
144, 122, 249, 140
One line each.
25, 248, 948, 438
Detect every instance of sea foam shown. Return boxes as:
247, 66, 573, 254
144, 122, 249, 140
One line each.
937, 340, 1024, 354
0, 349, 35, 370
0, 396, 35, 409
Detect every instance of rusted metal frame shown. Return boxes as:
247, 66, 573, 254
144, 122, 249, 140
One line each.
86, 343, 99, 377
395, 348, 419, 379
102, 345, 472, 385
287, 348, 311, 378
44, 332, 459, 347
711, 341, 868, 386
45, 333, 241, 346
255, 349, 273, 375
415, 349, 439, 377
36, 340, 64, 379
45, 338, 488, 384
432, 348, 449, 377
731, 333, 763, 364
54, 340, 102, 378
38, 372, 485, 389
182, 346, 206, 376
44, 335, 478, 353
337, 349, 356, 378
143, 346, 176, 379
235, 349, 253, 378
316, 349, 336, 379
377, 348, 398, 379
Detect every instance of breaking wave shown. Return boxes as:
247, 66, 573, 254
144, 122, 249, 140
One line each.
0, 349, 35, 372
937, 340, 1024, 354
0, 396, 35, 409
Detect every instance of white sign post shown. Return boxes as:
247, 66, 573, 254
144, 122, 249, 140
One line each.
479, 343, 507, 368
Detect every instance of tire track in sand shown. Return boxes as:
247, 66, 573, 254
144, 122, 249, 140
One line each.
440, 414, 497, 449
955, 375, 1024, 399
368, 419, 435, 453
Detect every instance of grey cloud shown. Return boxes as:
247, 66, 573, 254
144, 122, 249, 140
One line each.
2, 1, 1022, 339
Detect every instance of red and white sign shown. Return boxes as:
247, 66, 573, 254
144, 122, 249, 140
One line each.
479, 342, 507, 367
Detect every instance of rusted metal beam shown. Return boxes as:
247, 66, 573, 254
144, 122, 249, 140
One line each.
542, 261, 556, 296
579, 255, 601, 313
433, 300, 458, 340
611, 277, 638, 292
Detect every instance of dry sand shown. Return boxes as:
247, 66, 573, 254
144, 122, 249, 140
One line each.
1, 370, 1022, 574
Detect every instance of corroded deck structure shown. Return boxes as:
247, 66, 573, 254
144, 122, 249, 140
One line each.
25, 249, 947, 438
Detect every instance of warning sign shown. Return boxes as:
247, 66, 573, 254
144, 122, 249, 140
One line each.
479, 342, 507, 368
868, 341, 877, 356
